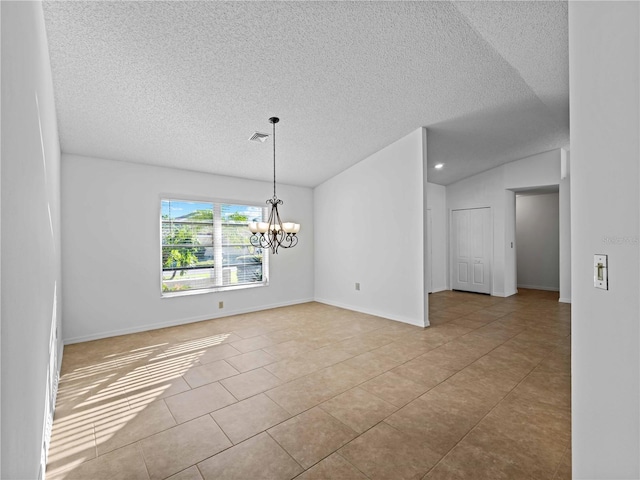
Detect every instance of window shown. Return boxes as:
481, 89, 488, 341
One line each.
161, 199, 267, 296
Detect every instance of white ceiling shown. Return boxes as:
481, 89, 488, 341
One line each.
42, 1, 568, 187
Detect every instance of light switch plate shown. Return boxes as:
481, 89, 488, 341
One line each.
594, 254, 608, 290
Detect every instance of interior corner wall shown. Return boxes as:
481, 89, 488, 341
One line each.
446, 149, 561, 297
1, 2, 63, 478
314, 128, 427, 327
569, 2, 640, 478
61, 155, 314, 343
426, 182, 447, 292
515, 193, 560, 291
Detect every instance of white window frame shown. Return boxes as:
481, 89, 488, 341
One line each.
160, 196, 269, 297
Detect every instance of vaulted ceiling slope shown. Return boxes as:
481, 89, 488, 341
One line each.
42, 1, 568, 187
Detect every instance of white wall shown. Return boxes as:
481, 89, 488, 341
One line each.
62, 155, 314, 342
446, 149, 563, 297
1, 2, 63, 478
516, 193, 560, 291
426, 182, 447, 292
569, 2, 640, 478
314, 128, 428, 327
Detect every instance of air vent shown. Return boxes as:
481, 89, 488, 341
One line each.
249, 132, 270, 143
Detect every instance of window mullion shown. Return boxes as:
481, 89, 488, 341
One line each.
213, 203, 224, 287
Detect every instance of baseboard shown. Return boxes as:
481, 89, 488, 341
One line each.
314, 297, 426, 328
430, 286, 448, 293
517, 284, 560, 292
559, 297, 572, 304
63, 297, 315, 344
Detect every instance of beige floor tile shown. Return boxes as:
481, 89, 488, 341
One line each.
481, 393, 571, 447
419, 379, 504, 420
198, 344, 242, 364
337, 333, 396, 356
125, 376, 192, 408
265, 357, 324, 383
268, 407, 357, 469
368, 341, 427, 363
462, 419, 566, 479
262, 328, 304, 344
343, 351, 403, 377
182, 360, 239, 388
197, 432, 303, 480
385, 398, 476, 456
212, 393, 291, 444
448, 316, 492, 330
320, 387, 397, 433
263, 339, 316, 359
46, 421, 97, 477
508, 370, 571, 409
391, 361, 455, 389
166, 465, 203, 480
225, 349, 276, 372
265, 346, 353, 382
553, 446, 572, 480
140, 415, 232, 480
95, 399, 176, 455
266, 363, 370, 415
339, 422, 441, 480
233, 325, 282, 339
423, 441, 531, 480
220, 367, 282, 400
359, 371, 429, 407
46, 443, 149, 480
296, 453, 368, 480
164, 381, 236, 423
230, 335, 275, 353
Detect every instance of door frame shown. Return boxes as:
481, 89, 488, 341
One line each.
449, 206, 493, 295
427, 208, 433, 294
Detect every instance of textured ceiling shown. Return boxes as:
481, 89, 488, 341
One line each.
42, 1, 568, 187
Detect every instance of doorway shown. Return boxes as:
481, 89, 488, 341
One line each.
514, 187, 560, 293
451, 207, 492, 294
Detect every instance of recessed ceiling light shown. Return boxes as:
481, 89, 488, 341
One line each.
435, 163, 444, 169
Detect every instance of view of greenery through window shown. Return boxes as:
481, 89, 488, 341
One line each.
161, 199, 266, 294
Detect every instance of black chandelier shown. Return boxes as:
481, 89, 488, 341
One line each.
248, 117, 300, 254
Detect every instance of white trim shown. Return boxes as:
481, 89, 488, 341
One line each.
63, 297, 314, 344
430, 286, 448, 293
559, 297, 572, 304
517, 284, 560, 292
314, 297, 426, 328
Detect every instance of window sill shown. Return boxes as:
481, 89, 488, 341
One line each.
161, 281, 268, 298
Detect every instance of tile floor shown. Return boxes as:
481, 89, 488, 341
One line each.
47, 289, 571, 480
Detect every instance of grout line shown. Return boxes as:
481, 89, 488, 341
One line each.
266, 430, 306, 470
550, 442, 571, 480
135, 441, 152, 480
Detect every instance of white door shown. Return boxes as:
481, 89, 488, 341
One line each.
427, 209, 433, 293
451, 208, 492, 294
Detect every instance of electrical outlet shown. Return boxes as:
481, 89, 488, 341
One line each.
218, 301, 224, 309
355, 282, 360, 291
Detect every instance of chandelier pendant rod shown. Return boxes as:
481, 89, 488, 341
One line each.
270, 116, 279, 200
248, 116, 299, 255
